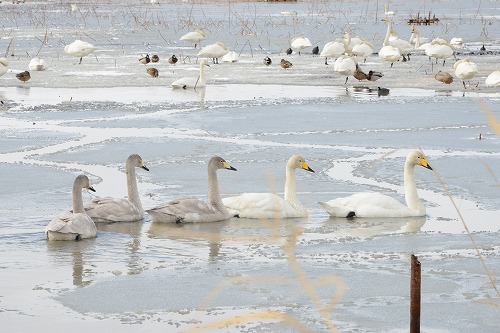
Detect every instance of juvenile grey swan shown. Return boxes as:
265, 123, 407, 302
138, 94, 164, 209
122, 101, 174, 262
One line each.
85, 154, 149, 223
45, 175, 97, 241
147, 156, 237, 223
318, 151, 433, 218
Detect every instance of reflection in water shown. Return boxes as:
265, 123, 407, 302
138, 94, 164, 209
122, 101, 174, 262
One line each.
170, 86, 206, 107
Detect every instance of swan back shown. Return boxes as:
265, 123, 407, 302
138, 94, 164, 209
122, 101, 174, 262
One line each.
0, 57, 9, 77
64, 40, 96, 57
485, 70, 500, 87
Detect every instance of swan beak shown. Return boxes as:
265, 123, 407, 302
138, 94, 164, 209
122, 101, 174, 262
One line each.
88, 185, 96, 192
142, 164, 150, 171
223, 161, 237, 171
302, 161, 315, 173
420, 158, 433, 170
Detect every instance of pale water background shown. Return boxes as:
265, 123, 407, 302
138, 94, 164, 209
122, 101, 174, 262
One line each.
0, 1, 499, 332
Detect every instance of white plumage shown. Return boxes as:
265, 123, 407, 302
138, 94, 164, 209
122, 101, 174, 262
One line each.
453, 58, 478, 89
28, 57, 47, 71
320, 40, 345, 65
0, 57, 9, 77
333, 55, 357, 84
290, 35, 312, 55
180, 29, 206, 48
171, 60, 210, 89
485, 70, 500, 87
379, 18, 402, 67
198, 42, 228, 64
64, 40, 96, 64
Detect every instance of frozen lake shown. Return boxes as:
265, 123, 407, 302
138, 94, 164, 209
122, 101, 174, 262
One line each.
1, 1, 499, 332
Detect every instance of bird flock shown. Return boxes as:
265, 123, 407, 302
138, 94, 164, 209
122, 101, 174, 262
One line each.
45, 151, 434, 241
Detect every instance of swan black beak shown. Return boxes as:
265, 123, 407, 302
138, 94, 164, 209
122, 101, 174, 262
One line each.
421, 158, 433, 170
88, 185, 96, 192
142, 165, 150, 171
302, 161, 315, 173
223, 161, 237, 171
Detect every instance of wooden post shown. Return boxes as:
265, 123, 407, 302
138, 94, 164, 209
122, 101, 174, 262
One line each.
410, 254, 421, 333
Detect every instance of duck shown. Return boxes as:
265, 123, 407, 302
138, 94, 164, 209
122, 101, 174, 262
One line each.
318, 151, 433, 218
485, 70, 500, 87
333, 55, 357, 84
222, 155, 315, 219
147, 156, 237, 223
290, 36, 312, 55
64, 39, 96, 64
171, 59, 210, 89
353, 64, 368, 81
434, 71, 453, 84
379, 18, 402, 67
168, 54, 178, 65
28, 57, 46, 71
198, 42, 228, 64
453, 58, 478, 89
85, 154, 149, 223
180, 29, 207, 48
319, 40, 346, 65
45, 175, 97, 241
286, 47, 293, 55
16, 71, 31, 83
147, 67, 159, 77
139, 54, 151, 64
151, 54, 160, 63
377, 87, 390, 96
0, 57, 9, 77
367, 70, 384, 81
263, 56, 272, 66
280, 58, 293, 69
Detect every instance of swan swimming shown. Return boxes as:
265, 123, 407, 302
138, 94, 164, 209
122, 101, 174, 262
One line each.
318, 151, 433, 218
222, 155, 315, 219
45, 175, 97, 241
147, 156, 237, 223
85, 154, 150, 223
171, 59, 210, 89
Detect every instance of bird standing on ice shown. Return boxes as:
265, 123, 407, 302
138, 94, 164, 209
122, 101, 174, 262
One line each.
180, 29, 207, 48
64, 40, 96, 64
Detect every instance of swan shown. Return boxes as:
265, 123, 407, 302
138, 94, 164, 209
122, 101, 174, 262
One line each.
222, 155, 315, 219
198, 42, 228, 64
318, 151, 433, 218
180, 29, 206, 48
379, 18, 402, 67
45, 175, 97, 241
0, 57, 9, 77
352, 41, 373, 62
290, 36, 312, 55
388, 29, 414, 61
485, 70, 500, 87
147, 156, 237, 223
453, 58, 478, 89
426, 38, 455, 66
85, 154, 150, 223
171, 59, 210, 89
450, 37, 463, 47
434, 71, 453, 84
333, 55, 357, 84
320, 40, 345, 65
64, 40, 96, 64
222, 51, 238, 62
28, 57, 46, 71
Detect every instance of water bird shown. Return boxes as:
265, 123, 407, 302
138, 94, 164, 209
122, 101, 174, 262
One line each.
147, 156, 237, 223
147, 67, 159, 77
291, 36, 312, 55
377, 86, 390, 96
180, 29, 207, 48
388, 28, 414, 62
333, 55, 357, 84
318, 151, 433, 218
85, 154, 149, 223
16, 71, 30, 83
450, 37, 463, 47
379, 18, 402, 67
28, 57, 46, 71
222, 51, 238, 62
367, 70, 383, 81
320, 40, 345, 65
434, 71, 453, 84
171, 59, 210, 89
64, 40, 96, 64
312, 45, 319, 56
263, 56, 272, 66
453, 58, 478, 89
426, 38, 455, 66
139, 54, 151, 64
485, 70, 500, 87
479, 45, 487, 55
286, 47, 293, 55
168, 54, 178, 65
198, 42, 228, 64
223, 155, 314, 219
351, 40, 374, 63
353, 64, 368, 81
45, 175, 97, 241
70, 4, 78, 12
280, 59, 292, 69
151, 54, 160, 63
0, 57, 9, 77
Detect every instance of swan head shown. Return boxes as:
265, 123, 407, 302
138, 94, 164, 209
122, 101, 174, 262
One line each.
200, 59, 210, 67
75, 175, 96, 192
288, 155, 314, 173
407, 151, 433, 170
209, 156, 237, 172
127, 154, 149, 171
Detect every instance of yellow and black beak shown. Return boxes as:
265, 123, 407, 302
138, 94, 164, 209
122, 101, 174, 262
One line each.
142, 164, 150, 171
302, 161, 315, 173
223, 161, 237, 171
420, 158, 433, 170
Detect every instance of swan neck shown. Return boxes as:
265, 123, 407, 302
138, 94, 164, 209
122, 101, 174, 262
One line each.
199, 63, 205, 82
284, 166, 302, 209
126, 162, 142, 210
414, 31, 420, 49
207, 168, 225, 211
72, 182, 85, 214
383, 20, 392, 46
404, 160, 425, 214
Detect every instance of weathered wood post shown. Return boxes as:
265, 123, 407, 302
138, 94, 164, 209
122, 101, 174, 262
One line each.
410, 254, 421, 333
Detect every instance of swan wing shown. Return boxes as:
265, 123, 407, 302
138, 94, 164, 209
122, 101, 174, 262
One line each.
223, 193, 306, 219
147, 198, 229, 223
85, 197, 143, 222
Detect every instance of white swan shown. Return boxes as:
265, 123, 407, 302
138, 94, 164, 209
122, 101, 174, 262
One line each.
453, 58, 478, 89
0, 57, 9, 77
222, 155, 315, 219
45, 175, 97, 241
198, 42, 228, 64
388, 29, 414, 61
333, 55, 357, 84
320, 40, 345, 65
180, 29, 206, 48
318, 151, 433, 218
379, 18, 402, 67
171, 59, 210, 89
352, 41, 374, 62
291, 35, 312, 55
426, 38, 455, 66
485, 70, 500, 87
64, 40, 96, 64
28, 57, 47, 71
147, 156, 237, 223
222, 51, 238, 62
85, 154, 149, 223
